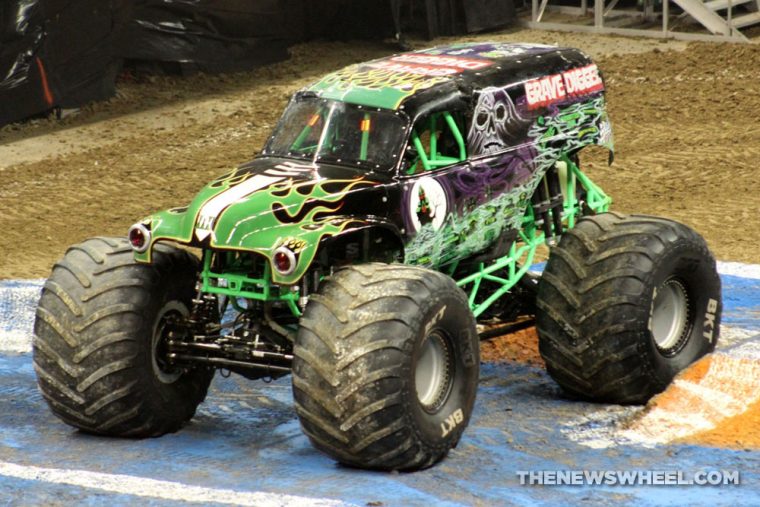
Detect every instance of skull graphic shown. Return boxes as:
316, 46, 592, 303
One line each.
468, 87, 531, 156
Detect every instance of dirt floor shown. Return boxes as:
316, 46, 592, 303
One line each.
2, 29, 759, 278
1, 27, 759, 452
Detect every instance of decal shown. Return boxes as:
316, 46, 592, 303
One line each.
528, 96, 610, 170
367, 60, 459, 77
406, 96, 610, 267
270, 178, 373, 224
308, 42, 566, 111
598, 119, 613, 148
364, 53, 492, 78
311, 64, 450, 104
196, 174, 282, 241
405, 179, 533, 266
424, 42, 555, 60
704, 298, 719, 343
468, 87, 532, 156
440, 408, 464, 438
409, 177, 447, 233
280, 238, 307, 254
319, 65, 446, 95
195, 161, 317, 241
525, 64, 604, 109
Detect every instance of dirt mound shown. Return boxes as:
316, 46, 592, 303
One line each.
480, 327, 543, 367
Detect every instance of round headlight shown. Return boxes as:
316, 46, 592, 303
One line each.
128, 223, 151, 253
273, 246, 297, 276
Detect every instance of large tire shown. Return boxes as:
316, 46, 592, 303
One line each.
33, 237, 214, 436
292, 263, 479, 471
536, 213, 722, 404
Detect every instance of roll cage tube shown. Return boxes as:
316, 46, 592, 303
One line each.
292, 110, 373, 161
407, 111, 467, 173
280, 99, 406, 170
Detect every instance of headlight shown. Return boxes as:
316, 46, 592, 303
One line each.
128, 223, 151, 253
273, 246, 297, 276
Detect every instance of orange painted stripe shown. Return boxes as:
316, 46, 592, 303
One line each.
35, 56, 54, 107
622, 353, 760, 446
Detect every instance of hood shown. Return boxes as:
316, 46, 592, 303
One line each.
136, 157, 387, 283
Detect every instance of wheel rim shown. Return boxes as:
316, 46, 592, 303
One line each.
415, 330, 453, 412
651, 278, 690, 354
152, 301, 187, 384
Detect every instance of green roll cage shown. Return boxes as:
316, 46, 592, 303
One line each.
408, 111, 467, 173
198, 147, 610, 319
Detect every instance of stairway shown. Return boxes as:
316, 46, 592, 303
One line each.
671, 0, 760, 38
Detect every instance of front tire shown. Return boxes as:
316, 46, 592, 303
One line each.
536, 213, 722, 404
33, 237, 214, 436
292, 264, 479, 471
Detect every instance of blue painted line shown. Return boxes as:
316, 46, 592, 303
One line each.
0, 267, 759, 505
0, 354, 757, 506
0, 279, 42, 338
721, 274, 760, 330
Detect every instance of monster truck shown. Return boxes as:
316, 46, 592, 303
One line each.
33, 42, 722, 471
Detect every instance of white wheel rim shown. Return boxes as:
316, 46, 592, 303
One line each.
651, 278, 689, 353
415, 331, 452, 411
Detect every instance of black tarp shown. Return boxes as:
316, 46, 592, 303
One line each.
463, 0, 516, 33
0, 0, 131, 125
118, 0, 294, 74
1, 0, 48, 125
1, 0, 516, 127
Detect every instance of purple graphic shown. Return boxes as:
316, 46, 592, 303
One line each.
468, 87, 532, 157
452, 146, 536, 209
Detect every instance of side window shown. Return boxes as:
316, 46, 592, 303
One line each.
404, 111, 467, 175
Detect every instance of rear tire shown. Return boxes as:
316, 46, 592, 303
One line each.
536, 213, 722, 404
33, 237, 213, 436
293, 263, 479, 471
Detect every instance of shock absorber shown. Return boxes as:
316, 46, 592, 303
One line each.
531, 164, 566, 244
545, 164, 565, 236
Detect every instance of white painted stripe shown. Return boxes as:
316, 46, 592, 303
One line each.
719, 326, 760, 348
623, 408, 715, 442
196, 174, 284, 237
726, 340, 760, 360
717, 261, 760, 280
2, 331, 34, 354
0, 461, 350, 507
670, 379, 743, 416
567, 348, 760, 448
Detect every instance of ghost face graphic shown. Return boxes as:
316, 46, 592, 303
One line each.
468, 88, 531, 156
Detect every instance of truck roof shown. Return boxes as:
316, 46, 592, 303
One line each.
306, 42, 595, 113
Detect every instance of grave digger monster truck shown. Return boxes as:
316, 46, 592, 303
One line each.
34, 43, 722, 471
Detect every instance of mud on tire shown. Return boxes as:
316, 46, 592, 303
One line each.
536, 212, 722, 404
33, 237, 213, 436
292, 263, 479, 471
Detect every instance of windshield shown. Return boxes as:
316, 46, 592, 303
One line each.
262, 96, 408, 172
